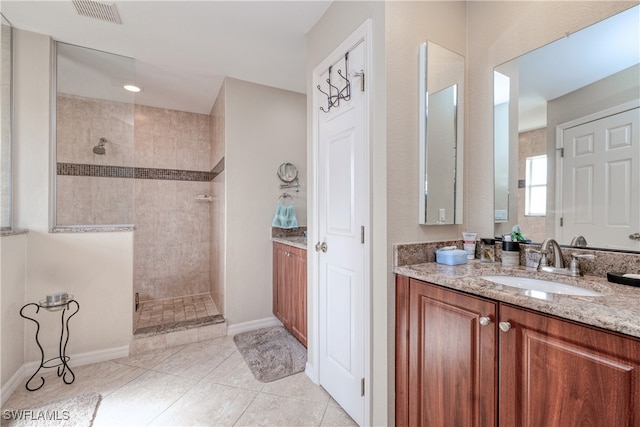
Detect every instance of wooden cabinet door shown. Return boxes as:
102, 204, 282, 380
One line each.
272, 243, 291, 329
409, 279, 498, 427
499, 304, 640, 427
272, 242, 307, 347
289, 246, 307, 347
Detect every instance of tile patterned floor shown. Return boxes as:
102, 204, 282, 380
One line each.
2, 336, 358, 426
135, 294, 219, 333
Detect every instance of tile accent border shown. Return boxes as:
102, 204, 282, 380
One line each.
57, 156, 226, 182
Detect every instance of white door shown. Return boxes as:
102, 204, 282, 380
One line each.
317, 40, 367, 426
560, 107, 640, 250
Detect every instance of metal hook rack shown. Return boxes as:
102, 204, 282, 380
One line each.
317, 52, 351, 113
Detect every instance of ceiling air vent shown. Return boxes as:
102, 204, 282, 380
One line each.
72, 0, 122, 24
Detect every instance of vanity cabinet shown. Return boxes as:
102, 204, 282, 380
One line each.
273, 242, 307, 347
396, 275, 640, 427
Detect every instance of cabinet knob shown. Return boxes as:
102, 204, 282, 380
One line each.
499, 321, 512, 332
479, 316, 491, 326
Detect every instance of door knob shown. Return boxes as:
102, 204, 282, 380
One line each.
629, 233, 640, 241
499, 321, 511, 332
315, 242, 328, 253
479, 316, 491, 326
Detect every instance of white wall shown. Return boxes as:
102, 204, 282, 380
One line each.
386, 1, 467, 245
1, 234, 26, 393
224, 78, 306, 325
13, 29, 133, 365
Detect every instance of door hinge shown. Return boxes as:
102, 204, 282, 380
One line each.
361, 378, 365, 396
557, 147, 564, 158
355, 71, 365, 92
560, 217, 564, 226
361, 226, 365, 244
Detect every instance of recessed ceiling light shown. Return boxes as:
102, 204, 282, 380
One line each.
123, 84, 141, 93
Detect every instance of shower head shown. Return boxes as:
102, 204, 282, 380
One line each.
93, 137, 107, 155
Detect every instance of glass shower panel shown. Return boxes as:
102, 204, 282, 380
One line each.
54, 42, 135, 227
1, 14, 12, 230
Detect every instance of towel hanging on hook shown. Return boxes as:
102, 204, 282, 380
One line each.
273, 193, 298, 229
317, 52, 351, 113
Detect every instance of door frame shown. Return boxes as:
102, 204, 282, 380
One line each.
554, 99, 640, 240
309, 19, 372, 426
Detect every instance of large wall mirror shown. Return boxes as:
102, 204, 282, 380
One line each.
494, 5, 640, 252
419, 41, 464, 225
0, 13, 12, 230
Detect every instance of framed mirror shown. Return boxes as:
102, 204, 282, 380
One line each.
419, 41, 464, 225
494, 5, 640, 251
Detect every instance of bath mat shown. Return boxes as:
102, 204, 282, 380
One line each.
1, 392, 101, 427
233, 326, 307, 383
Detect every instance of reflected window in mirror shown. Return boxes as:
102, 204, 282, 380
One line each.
419, 41, 464, 225
493, 5, 640, 252
524, 154, 546, 217
0, 14, 12, 231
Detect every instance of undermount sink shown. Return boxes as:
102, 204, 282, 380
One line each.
481, 276, 602, 297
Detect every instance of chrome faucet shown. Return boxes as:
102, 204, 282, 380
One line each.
569, 235, 588, 247
536, 238, 596, 277
539, 238, 565, 269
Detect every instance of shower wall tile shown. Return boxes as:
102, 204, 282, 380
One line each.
57, 94, 134, 167
56, 95, 214, 302
56, 175, 134, 226
134, 105, 212, 301
55, 94, 135, 226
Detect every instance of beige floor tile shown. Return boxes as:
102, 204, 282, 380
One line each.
320, 404, 359, 426
2, 332, 353, 427
148, 381, 257, 427
203, 351, 265, 392
234, 393, 327, 427
113, 345, 185, 369
93, 370, 197, 426
3, 361, 145, 410
151, 340, 235, 379
261, 372, 330, 404
209, 335, 237, 348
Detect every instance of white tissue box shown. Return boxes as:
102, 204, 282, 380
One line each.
436, 249, 468, 266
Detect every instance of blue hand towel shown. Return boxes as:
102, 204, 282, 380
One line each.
272, 203, 298, 229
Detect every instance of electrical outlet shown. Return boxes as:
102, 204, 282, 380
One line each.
439, 208, 446, 222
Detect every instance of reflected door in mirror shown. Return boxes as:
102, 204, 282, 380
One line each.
419, 41, 464, 225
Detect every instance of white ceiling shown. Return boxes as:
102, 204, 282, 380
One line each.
1, 0, 332, 114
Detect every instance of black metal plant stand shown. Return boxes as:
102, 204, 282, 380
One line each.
19, 298, 80, 391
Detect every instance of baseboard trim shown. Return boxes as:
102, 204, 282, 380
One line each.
226, 316, 282, 336
305, 362, 318, 384
1, 366, 26, 407
2, 345, 130, 406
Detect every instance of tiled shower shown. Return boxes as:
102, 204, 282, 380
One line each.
133, 104, 224, 333
55, 80, 225, 335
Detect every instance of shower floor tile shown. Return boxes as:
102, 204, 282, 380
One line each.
135, 294, 221, 335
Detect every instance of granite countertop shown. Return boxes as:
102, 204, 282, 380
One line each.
272, 236, 307, 251
394, 261, 640, 339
